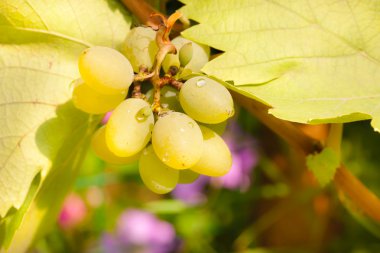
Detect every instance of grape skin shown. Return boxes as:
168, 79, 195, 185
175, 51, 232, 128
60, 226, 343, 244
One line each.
122, 27, 158, 73
161, 37, 209, 73
162, 54, 180, 74
201, 121, 228, 136
78, 46, 134, 95
179, 76, 234, 124
190, 126, 232, 177
171, 36, 210, 72
178, 169, 200, 184
92, 126, 140, 164
152, 112, 203, 170
72, 79, 125, 114
139, 145, 179, 194
106, 98, 154, 157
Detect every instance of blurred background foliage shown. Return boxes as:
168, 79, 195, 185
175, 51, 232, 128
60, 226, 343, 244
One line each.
30, 105, 380, 253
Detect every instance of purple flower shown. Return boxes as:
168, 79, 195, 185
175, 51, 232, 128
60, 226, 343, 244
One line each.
172, 120, 259, 204
102, 209, 177, 253
171, 175, 209, 205
212, 121, 258, 191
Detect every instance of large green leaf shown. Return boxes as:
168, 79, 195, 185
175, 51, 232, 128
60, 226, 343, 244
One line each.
180, 0, 380, 131
0, 0, 131, 251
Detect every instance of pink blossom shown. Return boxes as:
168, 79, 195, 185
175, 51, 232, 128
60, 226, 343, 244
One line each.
58, 193, 87, 230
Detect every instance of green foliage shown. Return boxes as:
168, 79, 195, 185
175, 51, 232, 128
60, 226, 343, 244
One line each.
180, 0, 380, 131
306, 148, 339, 187
0, 0, 131, 251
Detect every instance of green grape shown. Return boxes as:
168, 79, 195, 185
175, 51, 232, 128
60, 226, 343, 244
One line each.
145, 86, 182, 112
91, 126, 140, 164
201, 121, 228, 135
171, 36, 210, 72
78, 46, 134, 95
190, 126, 232, 177
162, 54, 180, 74
178, 169, 199, 184
179, 76, 234, 124
72, 78, 125, 114
152, 112, 203, 170
139, 145, 179, 194
178, 42, 193, 67
106, 98, 154, 156
122, 26, 158, 73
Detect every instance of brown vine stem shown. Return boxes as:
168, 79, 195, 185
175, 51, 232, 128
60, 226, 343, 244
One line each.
121, 0, 380, 224
120, 0, 159, 29
149, 12, 181, 113
231, 91, 380, 223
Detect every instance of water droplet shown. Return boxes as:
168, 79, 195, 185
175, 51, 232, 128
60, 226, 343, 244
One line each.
162, 153, 169, 162
187, 122, 195, 128
136, 115, 144, 121
196, 78, 206, 87
136, 106, 152, 121
180, 128, 185, 132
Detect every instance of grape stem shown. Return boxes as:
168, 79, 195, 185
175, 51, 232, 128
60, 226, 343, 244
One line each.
231, 91, 380, 223
149, 12, 182, 113
121, 0, 380, 224
129, 11, 183, 114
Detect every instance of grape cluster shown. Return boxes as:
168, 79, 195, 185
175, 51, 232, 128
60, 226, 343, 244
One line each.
72, 26, 235, 194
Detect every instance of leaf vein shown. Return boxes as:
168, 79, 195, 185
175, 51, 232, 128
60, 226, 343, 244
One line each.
266, 0, 380, 65
0, 65, 74, 79
4, 26, 92, 48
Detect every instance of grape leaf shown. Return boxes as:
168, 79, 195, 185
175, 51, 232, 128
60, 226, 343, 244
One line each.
0, 0, 131, 250
306, 148, 339, 187
180, 0, 380, 131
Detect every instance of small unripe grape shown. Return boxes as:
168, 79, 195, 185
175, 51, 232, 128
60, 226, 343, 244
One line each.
72, 79, 125, 114
152, 112, 203, 170
139, 145, 179, 194
122, 27, 158, 73
162, 54, 180, 74
179, 76, 234, 124
78, 46, 134, 94
91, 126, 140, 164
178, 42, 193, 67
190, 126, 232, 177
106, 98, 154, 157
178, 169, 199, 184
172, 36, 209, 72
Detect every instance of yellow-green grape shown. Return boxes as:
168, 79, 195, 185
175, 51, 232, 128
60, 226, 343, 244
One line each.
91, 126, 140, 164
172, 36, 210, 72
190, 126, 232, 177
145, 86, 182, 112
72, 78, 125, 114
139, 145, 179, 194
106, 98, 154, 156
201, 121, 228, 136
162, 54, 180, 74
122, 26, 159, 73
178, 42, 193, 67
178, 169, 199, 184
152, 112, 203, 170
179, 76, 234, 124
78, 46, 134, 94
